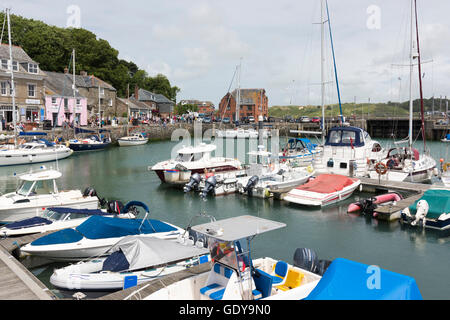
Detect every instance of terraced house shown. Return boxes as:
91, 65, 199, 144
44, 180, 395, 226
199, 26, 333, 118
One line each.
0, 44, 46, 127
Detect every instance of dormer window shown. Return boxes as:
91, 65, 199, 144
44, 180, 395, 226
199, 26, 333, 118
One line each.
28, 63, 38, 74
12, 61, 18, 71
1, 59, 8, 69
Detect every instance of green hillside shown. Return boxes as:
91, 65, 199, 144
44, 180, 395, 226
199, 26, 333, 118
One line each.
269, 98, 446, 118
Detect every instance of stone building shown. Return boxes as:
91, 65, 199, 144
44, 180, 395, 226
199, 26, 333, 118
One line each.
218, 88, 268, 121
180, 99, 215, 115
0, 44, 46, 127
131, 86, 174, 118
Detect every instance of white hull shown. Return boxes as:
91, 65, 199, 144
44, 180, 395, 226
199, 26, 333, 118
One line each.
118, 137, 148, 147
0, 148, 73, 166
284, 180, 361, 207
140, 257, 321, 301
0, 194, 99, 224
50, 257, 206, 291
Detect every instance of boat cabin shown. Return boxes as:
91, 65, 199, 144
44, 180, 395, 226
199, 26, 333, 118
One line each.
15, 170, 61, 197
190, 215, 289, 300
325, 126, 370, 148
284, 138, 317, 154
175, 143, 216, 163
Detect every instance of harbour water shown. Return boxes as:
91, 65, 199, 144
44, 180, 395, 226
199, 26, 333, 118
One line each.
0, 137, 449, 300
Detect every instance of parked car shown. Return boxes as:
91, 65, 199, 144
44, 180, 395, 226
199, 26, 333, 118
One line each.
300, 116, 310, 123
222, 117, 231, 124
311, 117, 321, 123
203, 117, 212, 124
248, 116, 255, 123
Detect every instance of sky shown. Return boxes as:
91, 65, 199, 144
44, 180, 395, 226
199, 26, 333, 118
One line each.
4, 0, 450, 108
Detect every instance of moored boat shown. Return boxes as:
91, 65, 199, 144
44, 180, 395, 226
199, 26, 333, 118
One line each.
347, 193, 403, 216
400, 189, 450, 231
283, 174, 361, 207
0, 168, 100, 224
118, 132, 148, 147
20, 201, 183, 261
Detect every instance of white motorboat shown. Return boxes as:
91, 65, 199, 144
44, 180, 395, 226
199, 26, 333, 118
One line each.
236, 147, 315, 198
0, 137, 73, 167
50, 236, 210, 291
313, 126, 386, 177
0, 168, 99, 224
0, 205, 135, 237
368, 147, 436, 183
118, 132, 149, 147
284, 174, 361, 207
20, 201, 183, 261
280, 138, 323, 165
127, 215, 422, 301
151, 143, 242, 184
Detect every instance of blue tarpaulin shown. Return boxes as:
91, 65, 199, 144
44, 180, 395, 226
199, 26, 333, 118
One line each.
19, 132, 47, 136
30, 215, 178, 246
305, 258, 423, 300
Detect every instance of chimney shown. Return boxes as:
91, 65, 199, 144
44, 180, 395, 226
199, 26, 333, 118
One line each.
134, 85, 139, 100
80, 70, 87, 76
64, 67, 69, 74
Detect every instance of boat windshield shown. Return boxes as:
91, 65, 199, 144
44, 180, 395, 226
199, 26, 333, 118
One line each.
16, 181, 35, 196
209, 239, 239, 270
176, 153, 193, 162
41, 210, 69, 221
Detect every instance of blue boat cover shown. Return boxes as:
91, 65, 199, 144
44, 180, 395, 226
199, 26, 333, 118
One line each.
325, 127, 366, 148
19, 132, 47, 136
305, 258, 422, 300
47, 207, 108, 216
38, 139, 55, 147
75, 127, 95, 134
6, 217, 52, 230
30, 215, 178, 246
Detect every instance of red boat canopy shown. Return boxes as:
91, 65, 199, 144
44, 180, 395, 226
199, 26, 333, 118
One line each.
296, 174, 357, 194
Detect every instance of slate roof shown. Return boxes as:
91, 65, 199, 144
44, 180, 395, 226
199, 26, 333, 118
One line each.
44, 71, 84, 97
117, 97, 151, 110
132, 88, 174, 105
0, 44, 37, 63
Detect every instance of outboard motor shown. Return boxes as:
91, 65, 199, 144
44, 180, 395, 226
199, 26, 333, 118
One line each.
107, 200, 125, 214
360, 198, 378, 216
184, 173, 201, 193
83, 187, 97, 198
294, 248, 332, 276
243, 176, 259, 196
200, 176, 217, 199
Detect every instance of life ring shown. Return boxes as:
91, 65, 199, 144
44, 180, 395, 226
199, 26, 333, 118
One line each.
375, 162, 388, 175
443, 163, 450, 172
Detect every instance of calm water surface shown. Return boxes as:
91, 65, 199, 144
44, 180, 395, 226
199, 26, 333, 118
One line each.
0, 137, 449, 300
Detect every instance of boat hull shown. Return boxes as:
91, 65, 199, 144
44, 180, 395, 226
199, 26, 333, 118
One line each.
0, 149, 73, 167
69, 143, 110, 152
117, 138, 148, 147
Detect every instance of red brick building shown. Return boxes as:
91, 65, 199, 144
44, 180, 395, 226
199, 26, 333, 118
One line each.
218, 89, 268, 122
180, 99, 215, 115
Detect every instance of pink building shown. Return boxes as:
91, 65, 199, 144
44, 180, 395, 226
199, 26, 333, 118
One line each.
44, 71, 88, 126
44, 96, 87, 126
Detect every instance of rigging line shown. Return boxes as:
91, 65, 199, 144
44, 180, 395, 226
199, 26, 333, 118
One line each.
53, 50, 73, 133
218, 66, 238, 130
325, 0, 343, 124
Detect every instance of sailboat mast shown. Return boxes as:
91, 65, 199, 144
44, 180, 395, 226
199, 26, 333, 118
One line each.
408, 0, 414, 149
414, 0, 426, 151
72, 49, 76, 137
321, 0, 326, 144
325, 0, 344, 125
6, 9, 17, 147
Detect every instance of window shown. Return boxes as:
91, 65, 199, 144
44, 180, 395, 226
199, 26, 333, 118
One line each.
12, 61, 18, 71
1, 82, 7, 96
28, 84, 36, 97
99, 87, 105, 95
1, 59, 7, 69
28, 63, 38, 74
52, 97, 57, 104
76, 99, 81, 105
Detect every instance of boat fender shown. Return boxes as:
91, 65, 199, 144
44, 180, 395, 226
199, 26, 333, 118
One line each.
411, 200, 429, 227
307, 165, 314, 174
